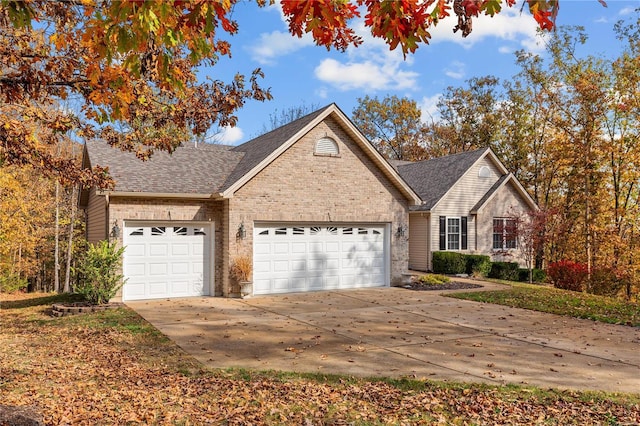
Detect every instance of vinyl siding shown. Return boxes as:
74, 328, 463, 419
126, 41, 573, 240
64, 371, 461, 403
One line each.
409, 213, 429, 271
428, 157, 502, 256
86, 188, 107, 244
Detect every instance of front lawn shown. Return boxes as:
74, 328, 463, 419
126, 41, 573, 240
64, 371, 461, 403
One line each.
1, 292, 639, 425
449, 281, 640, 327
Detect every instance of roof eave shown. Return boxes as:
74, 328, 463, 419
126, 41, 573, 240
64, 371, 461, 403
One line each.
98, 190, 222, 200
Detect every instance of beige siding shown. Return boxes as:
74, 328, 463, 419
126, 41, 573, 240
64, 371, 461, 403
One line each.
86, 188, 107, 244
108, 198, 225, 298
476, 182, 531, 266
429, 157, 502, 257
231, 116, 410, 290
409, 213, 429, 271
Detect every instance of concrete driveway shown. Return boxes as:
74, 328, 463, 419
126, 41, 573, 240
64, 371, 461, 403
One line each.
127, 281, 640, 393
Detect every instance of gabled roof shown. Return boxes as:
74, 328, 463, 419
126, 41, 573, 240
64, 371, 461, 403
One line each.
82, 103, 421, 205
397, 148, 489, 210
219, 103, 421, 204
83, 139, 243, 196
470, 173, 538, 213
221, 105, 331, 192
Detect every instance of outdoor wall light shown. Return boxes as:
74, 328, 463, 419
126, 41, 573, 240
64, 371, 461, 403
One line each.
236, 222, 246, 240
110, 220, 120, 239
396, 225, 406, 238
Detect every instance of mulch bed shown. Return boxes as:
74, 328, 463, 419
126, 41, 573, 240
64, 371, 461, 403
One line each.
404, 281, 483, 291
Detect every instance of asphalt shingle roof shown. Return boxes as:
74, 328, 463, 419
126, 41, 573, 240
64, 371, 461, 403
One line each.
85, 139, 244, 194
221, 104, 333, 191
397, 148, 489, 210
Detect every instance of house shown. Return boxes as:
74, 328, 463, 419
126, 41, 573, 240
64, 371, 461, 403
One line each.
80, 103, 422, 301
395, 148, 538, 272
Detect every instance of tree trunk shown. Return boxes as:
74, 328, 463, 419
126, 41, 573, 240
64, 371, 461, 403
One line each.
63, 184, 77, 293
54, 180, 60, 293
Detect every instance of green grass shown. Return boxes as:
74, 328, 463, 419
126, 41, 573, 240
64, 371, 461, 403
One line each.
449, 281, 640, 327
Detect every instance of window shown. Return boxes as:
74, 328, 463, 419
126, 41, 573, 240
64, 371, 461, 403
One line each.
447, 218, 460, 250
493, 218, 517, 250
314, 137, 339, 156
275, 227, 287, 235
439, 216, 468, 251
173, 226, 187, 235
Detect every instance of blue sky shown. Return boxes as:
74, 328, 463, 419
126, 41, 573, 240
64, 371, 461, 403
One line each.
204, 1, 639, 144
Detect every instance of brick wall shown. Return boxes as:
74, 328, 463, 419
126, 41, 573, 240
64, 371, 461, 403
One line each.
228, 116, 410, 293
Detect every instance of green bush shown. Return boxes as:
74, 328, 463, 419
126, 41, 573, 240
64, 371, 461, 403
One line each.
73, 240, 126, 305
432, 252, 466, 274
417, 274, 450, 285
488, 262, 520, 281
517, 268, 547, 283
0, 272, 28, 293
464, 255, 491, 278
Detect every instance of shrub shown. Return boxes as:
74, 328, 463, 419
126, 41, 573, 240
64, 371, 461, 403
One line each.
589, 268, 625, 298
0, 272, 28, 293
488, 262, 520, 281
230, 255, 252, 282
464, 255, 491, 278
417, 274, 450, 285
547, 260, 588, 292
432, 252, 466, 274
73, 240, 126, 305
517, 268, 547, 283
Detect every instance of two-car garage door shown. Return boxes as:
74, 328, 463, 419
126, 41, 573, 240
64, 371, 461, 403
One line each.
253, 224, 389, 295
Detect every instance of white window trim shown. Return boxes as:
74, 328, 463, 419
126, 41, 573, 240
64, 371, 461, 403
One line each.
446, 216, 461, 251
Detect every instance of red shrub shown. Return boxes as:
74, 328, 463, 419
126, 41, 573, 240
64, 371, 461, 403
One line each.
547, 260, 588, 292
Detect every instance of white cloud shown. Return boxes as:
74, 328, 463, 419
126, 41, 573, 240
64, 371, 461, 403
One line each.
247, 30, 313, 65
429, 8, 545, 53
619, 7, 635, 15
314, 58, 419, 91
444, 61, 466, 79
313, 18, 419, 92
418, 94, 442, 123
216, 126, 244, 145
315, 87, 329, 99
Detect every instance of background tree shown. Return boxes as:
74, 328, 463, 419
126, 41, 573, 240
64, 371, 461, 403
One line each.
1, 0, 599, 186
259, 102, 322, 135
352, 95, 428, 161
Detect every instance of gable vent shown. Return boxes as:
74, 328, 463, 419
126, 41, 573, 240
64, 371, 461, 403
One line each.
314, 137, 339, 156
478, 166, 491, 178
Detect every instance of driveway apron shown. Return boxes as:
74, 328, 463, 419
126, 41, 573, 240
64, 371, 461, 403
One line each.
127, 282, 640, 393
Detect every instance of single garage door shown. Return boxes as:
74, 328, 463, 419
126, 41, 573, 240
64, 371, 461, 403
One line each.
122, 223, 212, 301
253, 224, 388, 295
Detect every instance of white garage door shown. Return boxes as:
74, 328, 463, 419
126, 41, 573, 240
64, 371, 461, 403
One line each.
253, 224, 388, 295
122, 223, 212, 301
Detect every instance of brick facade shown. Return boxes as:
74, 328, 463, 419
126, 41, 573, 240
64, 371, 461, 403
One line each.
99, 114, 412, 299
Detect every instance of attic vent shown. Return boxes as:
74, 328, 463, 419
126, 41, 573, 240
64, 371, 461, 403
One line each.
478, 166, 491, 178
314, 137, 339, 156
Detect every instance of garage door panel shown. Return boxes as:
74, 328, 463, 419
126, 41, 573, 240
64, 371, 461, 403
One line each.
149, 263, 168, 275
127, 244, 146, 257
254, 224, 387, 295
149, 244, 168, 256
123, 223, 211, 301
126, 263, 146, 276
